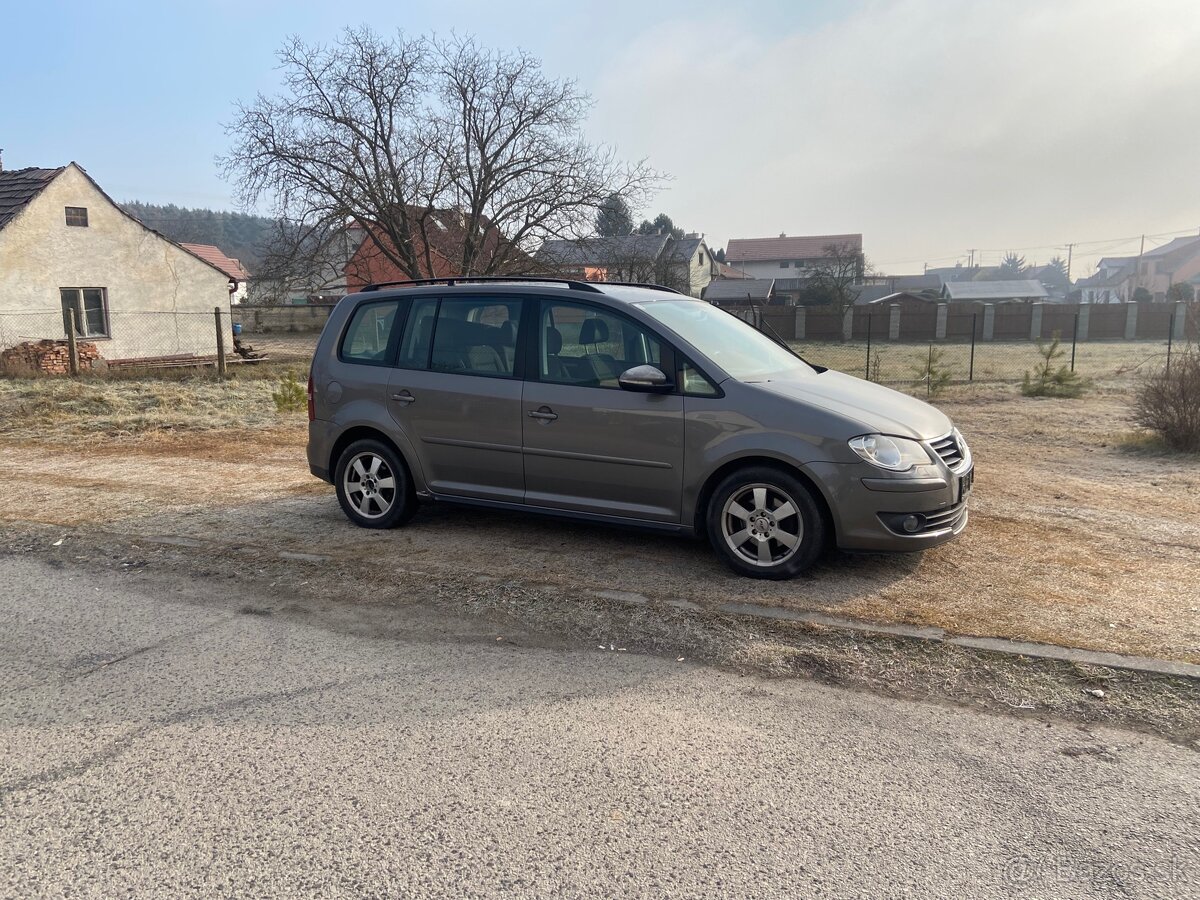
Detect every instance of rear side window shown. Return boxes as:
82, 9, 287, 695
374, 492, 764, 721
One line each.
340, 300, 400, 364
398, 297, 523, 377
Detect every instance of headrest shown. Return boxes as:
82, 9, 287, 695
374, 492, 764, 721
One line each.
579, 318, 609, 345
545, 327, 563, 354
499, 320, 519, 343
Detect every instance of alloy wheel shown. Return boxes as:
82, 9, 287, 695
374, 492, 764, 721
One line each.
720, 483, 804, 568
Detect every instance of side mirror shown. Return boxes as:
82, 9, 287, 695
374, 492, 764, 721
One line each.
618, 365, 670, 393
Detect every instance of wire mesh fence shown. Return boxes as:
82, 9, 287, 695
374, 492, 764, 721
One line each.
1, 298, 1196, 384
726, 299, 1197, 391
0, 307, 237, 376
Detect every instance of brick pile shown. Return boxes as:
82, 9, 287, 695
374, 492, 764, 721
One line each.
0, 340, 102, 375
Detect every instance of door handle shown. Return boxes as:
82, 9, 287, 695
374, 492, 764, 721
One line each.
528, 407, 558, 421
391, 390, 415, 405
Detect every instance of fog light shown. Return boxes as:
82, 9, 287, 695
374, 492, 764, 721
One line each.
901, 515, 923, 533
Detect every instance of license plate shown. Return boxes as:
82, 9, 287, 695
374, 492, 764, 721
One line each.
958, 467, 974, 502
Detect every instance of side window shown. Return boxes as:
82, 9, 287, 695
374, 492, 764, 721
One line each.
540, 303, 667, 389
681, 360, 719, 396
430, 298, 522, 377
397, 299, 438, 369
340, 300, 401, 364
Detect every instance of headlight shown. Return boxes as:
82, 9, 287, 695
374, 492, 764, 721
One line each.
848, 434, 932, 471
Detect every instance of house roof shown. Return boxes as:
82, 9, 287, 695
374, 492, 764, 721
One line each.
180, 243, 251, 281
536, 234, 670, 267
0, 166, 65, 231
943, 279, 1048, 301
665, 235, 705, 262
1142, 235, 1200, 259
1097, 256, 1135, 270
725, 233, 862, 263
703, 278, 775, 302
716, 261, 752, 279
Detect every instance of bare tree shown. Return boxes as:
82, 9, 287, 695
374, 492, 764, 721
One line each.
221, 28, 659, 281
800, 242, 866, 312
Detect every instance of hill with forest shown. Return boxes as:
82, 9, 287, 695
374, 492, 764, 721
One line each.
121, 202, 276, 273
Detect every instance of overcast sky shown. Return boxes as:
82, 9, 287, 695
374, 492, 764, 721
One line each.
3, 0, 1198, 276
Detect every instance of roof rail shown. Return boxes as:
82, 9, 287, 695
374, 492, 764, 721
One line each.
358, 275, 603, 293
594, 281, 687, 295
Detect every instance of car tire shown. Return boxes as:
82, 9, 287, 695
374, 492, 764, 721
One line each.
706, 465, 826, 579
334, 439, 417, 529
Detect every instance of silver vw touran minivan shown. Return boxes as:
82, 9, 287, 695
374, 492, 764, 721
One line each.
306, 277, 972, 579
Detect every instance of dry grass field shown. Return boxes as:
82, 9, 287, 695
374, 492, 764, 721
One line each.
1, 371, 1197, 663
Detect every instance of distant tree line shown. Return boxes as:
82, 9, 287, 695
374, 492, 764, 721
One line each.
121, 201, 276, 272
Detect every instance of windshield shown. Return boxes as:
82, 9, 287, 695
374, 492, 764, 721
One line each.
638, 300, 815, 381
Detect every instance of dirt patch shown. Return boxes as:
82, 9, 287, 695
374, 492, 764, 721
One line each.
2, 380, 1197, 663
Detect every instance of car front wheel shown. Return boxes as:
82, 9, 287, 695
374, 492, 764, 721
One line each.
706, 466, 826, 579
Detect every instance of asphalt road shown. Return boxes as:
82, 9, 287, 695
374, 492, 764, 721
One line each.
1, 555, 1197, 899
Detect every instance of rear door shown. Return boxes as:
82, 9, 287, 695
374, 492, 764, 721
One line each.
388, 296, 526, 503
521, 300, 684, 523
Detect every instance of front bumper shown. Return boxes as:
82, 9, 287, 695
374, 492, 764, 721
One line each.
807, 460, 972, 552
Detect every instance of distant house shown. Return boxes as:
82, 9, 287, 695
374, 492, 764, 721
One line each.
703, 278, 775, 307
941, 280, 1048, 303
343, 210, 517, 292
1076, 257, 1135, 304
724, 233, 864, 280
0, 162, 232, 367
1130, 236, 1200, 300
180, 243, 251, 304
535, 232, 717, 297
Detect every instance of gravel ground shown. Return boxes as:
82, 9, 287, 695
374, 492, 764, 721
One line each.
1, 380, 1197, 664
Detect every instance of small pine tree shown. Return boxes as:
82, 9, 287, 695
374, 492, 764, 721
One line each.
272, 371, 308, 412
1021, 332, 1087, 398
913, 345, 952, 397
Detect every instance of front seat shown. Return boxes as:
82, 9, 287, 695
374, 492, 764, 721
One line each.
578, 318, 619, 383
544, 327, 567, 380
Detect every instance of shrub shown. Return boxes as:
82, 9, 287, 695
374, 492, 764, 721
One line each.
1022, 333, 1086, 398
271, 370, 307, 412
913, 345, 951, 397
1133, 350, 1200, 451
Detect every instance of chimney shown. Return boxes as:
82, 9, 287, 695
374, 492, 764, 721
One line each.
779, 232, 786, 239
0, 149, 5, 172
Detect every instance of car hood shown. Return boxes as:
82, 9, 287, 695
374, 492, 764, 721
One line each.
749, 370, 952, 440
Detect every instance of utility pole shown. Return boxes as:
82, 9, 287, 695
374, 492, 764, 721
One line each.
1064, 243, 1073, 283
968, 249, 976, 268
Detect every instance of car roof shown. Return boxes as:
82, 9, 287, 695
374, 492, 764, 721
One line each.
349, 277, 696, 307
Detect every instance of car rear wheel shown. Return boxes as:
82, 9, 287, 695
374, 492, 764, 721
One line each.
334, 439, 417, 529
706, 466, 826, 579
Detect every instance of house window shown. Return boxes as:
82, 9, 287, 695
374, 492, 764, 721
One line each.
794, 260, 806, 268
60, 288, 110, 337
65, 207, 89, 227
698, 252, 705, 266
779, 260, 789, 268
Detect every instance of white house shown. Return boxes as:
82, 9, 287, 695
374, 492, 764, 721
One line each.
0, 162, 232, 365
724, 233, 864, 280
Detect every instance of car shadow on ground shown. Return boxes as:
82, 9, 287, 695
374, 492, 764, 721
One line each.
332, 499, 925, 610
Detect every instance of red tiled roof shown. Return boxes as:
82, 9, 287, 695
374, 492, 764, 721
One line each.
716, 261, 752, 279
180, 243, 251, 281
726, 233, 862, 263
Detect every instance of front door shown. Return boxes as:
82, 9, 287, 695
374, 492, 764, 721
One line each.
388, 296, 525, 503
522, 300, 684, 523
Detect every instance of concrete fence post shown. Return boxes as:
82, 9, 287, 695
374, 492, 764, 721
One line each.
935, 303, 948, 340
842, 307, 854, 341
1173, 301, 1187, 340
794, 306, 806, 341
888, 304, 901, 340
1077, 304, 1090, 342
1124, 303, 1138, 341
982, 304, 996, 341
1030, 303, 1044, 341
